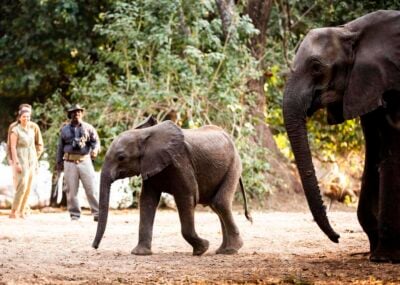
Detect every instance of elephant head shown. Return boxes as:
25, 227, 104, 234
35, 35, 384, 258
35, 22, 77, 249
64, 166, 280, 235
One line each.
283, 10, 400, 243
92, 117, 184, 249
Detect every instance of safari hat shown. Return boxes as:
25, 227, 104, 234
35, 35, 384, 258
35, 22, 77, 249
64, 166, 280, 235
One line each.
67, 104, 85, 118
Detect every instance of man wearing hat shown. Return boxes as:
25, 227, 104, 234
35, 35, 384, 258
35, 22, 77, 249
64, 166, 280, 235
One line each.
56, 104, 100, 221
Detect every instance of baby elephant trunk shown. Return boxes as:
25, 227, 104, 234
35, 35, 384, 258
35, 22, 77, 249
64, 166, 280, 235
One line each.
92, 172, 112, 249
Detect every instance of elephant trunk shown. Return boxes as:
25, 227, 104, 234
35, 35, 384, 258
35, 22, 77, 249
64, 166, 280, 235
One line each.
92, 170, 113, 249
283, 81, 340, 243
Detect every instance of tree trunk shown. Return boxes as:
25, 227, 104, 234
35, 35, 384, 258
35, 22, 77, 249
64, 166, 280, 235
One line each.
246, 0, 273, 148
215, 0, 235, 41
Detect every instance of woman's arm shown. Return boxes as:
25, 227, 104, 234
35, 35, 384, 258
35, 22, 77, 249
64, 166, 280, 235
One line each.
10, 132, 22, 173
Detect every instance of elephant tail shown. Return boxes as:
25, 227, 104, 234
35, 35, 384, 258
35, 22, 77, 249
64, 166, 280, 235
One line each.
239, 177, 253, 223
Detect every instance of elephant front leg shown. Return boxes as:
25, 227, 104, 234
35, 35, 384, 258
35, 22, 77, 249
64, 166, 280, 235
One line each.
211, 204, 243, 255
370, 110, 400, 263
370, 157, 400, 263
131, 187, 161, 256
357, 161, 379, 253
358, 114, 380, 254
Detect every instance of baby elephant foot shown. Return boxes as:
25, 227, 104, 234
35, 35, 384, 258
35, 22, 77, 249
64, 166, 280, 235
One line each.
131, 244, 152, 256
192, 239, 209, 256
216, 236, 243, 255
216, 247, 238, 255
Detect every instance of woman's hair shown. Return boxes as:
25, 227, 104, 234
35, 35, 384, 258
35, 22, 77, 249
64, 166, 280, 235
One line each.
19, 103, 32, 111
17, 108, 31, 121
15, 104, 32, 121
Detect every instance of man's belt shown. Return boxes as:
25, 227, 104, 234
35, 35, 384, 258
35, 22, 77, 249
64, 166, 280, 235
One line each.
63, 153, 89, 162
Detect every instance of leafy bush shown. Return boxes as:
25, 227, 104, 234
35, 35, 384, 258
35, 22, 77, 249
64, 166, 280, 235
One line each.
33, 0, 391, 204
36, 0, 274, 200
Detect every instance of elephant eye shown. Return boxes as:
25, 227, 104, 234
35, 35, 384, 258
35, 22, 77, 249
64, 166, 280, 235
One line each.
308, 57, 325, 74
118, 155, 125, 161
311, 61, 323, 75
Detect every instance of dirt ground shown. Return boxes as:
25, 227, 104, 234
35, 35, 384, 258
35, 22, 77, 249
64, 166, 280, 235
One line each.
1, 200, 400, 284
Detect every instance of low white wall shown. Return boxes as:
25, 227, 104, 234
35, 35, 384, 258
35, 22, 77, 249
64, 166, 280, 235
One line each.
0, 142, 133, 209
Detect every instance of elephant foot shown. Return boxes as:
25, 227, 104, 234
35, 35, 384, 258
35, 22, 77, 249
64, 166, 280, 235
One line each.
369, 251, 390, 263
370, 253, 400, 264
216, 236, 243, 255
216, 247, 238, 255
370, 243, 400, 263
192, 239, 209, 256
131, 245, 152, 256
366, 231, 379, 254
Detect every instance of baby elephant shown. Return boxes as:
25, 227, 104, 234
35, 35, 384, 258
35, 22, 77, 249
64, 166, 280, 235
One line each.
92, 116, 252, 255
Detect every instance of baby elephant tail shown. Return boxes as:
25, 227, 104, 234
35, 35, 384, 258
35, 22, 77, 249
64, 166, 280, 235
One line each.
239, 177, 253, 223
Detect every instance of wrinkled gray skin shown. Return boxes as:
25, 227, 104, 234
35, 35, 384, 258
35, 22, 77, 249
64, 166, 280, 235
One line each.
92, 116, 252, 256
283, 10, 400, 263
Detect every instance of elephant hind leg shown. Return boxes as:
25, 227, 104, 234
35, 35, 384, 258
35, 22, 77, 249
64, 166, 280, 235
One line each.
211, 202, 243, 255
211, 167, 243, 254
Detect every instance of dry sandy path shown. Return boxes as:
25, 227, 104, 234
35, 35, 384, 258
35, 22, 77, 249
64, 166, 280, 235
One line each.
0, 209, 399, 284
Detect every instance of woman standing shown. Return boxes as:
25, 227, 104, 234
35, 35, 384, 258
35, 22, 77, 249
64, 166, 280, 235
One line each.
9, 108, 43, 218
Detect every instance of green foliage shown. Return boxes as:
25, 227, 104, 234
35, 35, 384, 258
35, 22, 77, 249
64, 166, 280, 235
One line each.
0, 0, 112, 99
34, 91, 68, 167
0, 0, 113, 139
34, 0, 272, 198
306, 111, 362, 161
236, 127, 271, 199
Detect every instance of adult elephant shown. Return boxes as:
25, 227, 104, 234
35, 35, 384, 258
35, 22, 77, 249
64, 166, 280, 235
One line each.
92, 116, 252, 256
283, 10, 400, 263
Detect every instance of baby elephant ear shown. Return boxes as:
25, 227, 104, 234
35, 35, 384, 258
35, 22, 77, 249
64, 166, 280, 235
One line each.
140, 121, 185, 180
135, 115, 158, 129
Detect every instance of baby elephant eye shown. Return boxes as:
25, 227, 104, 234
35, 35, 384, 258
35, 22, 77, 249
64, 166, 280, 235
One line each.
118, 155, 125, 162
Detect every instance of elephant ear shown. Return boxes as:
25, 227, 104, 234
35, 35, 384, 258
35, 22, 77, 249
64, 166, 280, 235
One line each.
343, 10, 400, 120
140, 121, 185, 180
135, 115, 158, 129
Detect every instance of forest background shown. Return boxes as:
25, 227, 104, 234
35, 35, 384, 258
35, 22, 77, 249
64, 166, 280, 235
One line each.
1, 0, 399, 207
